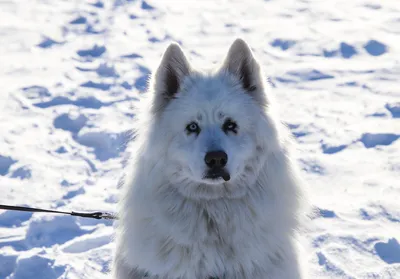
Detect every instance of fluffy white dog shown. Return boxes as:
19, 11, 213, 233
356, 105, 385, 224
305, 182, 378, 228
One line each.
112, 39, 308, 279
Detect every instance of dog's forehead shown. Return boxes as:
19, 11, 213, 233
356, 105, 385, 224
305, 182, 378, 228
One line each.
172, 73, 255, 121
183, 74, 239, 103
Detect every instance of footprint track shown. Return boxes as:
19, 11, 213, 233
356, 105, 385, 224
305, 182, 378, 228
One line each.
360, 205, 400, 223
374, 238, 400, 264
320, 132, 399, 155
33, 96, 136, 109
360, 133, 399, 149
0, 155, 17, 176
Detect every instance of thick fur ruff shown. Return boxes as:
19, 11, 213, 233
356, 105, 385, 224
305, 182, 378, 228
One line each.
112, 39, 309, 279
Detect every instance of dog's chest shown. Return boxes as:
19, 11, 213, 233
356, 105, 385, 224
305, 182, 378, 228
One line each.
159, 198, 267, 278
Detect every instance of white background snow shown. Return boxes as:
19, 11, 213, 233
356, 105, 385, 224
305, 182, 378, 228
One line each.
0, 0, 399, 278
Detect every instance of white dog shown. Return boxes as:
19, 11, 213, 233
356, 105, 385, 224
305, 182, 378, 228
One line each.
112, 39, 308, 279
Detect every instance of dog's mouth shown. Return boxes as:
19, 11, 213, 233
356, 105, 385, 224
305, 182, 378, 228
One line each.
204, 168, 231, 182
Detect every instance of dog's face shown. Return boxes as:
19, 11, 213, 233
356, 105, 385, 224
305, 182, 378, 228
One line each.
163, 75, 260, 186
147, 39, 273, 198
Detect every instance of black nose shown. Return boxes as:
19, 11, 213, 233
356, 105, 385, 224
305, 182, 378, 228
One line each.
204, 151, 228, 168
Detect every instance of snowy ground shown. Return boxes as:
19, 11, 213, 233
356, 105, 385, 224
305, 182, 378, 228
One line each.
0, 0, 399, 278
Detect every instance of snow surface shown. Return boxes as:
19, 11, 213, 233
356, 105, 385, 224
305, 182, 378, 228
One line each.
0, 0, 399, 278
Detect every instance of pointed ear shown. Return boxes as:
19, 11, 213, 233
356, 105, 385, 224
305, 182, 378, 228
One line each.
220, 39, 267, 105
151, 42, 191, 111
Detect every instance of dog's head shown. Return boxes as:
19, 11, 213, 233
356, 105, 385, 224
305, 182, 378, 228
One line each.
144, 39, 278, 199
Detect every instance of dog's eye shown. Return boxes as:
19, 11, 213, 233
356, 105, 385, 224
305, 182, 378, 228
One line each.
186, 122, 200, 135
223, 119, 238, 134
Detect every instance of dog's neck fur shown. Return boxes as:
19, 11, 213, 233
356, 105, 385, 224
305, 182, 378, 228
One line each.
152, 172, 268, 245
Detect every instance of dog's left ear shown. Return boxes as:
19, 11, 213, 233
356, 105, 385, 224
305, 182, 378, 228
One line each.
220, 39, 267, 105
151, 42, 191, 112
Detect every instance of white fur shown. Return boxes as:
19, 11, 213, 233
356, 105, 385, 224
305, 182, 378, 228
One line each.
112, 39, 309, 279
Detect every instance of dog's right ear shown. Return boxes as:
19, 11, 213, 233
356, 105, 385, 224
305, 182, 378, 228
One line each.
151, 43, 191, 111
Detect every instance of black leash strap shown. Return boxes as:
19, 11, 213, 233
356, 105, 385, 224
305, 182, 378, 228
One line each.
0, 204, 118, 220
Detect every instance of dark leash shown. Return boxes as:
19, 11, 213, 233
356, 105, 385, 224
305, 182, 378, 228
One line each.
0, 204, 118, 220
2, 204, 223, 278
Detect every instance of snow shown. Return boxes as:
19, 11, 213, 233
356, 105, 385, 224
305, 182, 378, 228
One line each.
0, 0, 399, 278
